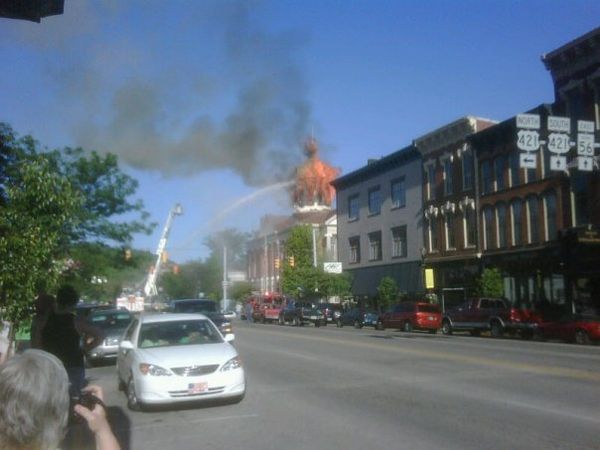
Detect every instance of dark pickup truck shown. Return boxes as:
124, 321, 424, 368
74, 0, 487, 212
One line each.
441, 297, 541, 338
278, 301, 326, 327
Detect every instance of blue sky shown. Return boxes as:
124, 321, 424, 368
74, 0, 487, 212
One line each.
1, 1, 599, 262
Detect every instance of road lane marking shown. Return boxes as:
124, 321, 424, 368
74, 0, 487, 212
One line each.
241, 327, 600, 383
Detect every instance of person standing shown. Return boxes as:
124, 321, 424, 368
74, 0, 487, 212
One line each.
42, 285, 103, 397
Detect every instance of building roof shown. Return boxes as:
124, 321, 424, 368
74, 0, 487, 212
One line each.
542, 26, 600, 68
331, 145, 420, 190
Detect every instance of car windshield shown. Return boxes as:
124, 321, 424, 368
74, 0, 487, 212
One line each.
89, 311, 132, 329
138, 320, 223, 348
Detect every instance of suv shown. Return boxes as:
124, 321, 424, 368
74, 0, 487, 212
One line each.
336, 308, 381, 329
316, 303, 343, 323
278, 301, 326, 327
441, 297, 540, 338
169, 299, 233, 335
380, 302, 441, 333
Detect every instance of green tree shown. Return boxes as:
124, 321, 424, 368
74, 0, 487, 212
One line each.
320, 272, 353, 299
280, 225, 320, 298
476, 267, 504, 297
377, 276, 398, 312
0, 157, 81, 337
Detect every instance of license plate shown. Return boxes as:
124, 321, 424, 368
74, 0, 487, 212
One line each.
428, 316, 434, 320
188, 382, 208, 394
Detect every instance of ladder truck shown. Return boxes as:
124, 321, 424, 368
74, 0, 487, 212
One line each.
143, 203, 183, 299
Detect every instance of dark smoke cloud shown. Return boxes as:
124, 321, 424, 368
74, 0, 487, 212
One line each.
61, 1, 311, 186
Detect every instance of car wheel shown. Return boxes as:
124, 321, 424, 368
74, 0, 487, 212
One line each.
314, 320, 320, 328
278, 315, 285, 325
260, 316, 266, 324
441, 320, 452, 335
490, 321, 504, 338
575, 329, 590, 345
336, 319, 343, 328
353, 320, 362, 329
403, 321, 413, 333
127, 376, 141, 411
376, 320, 384, 331
293, 316, 300, 327
533, 329, 545, 341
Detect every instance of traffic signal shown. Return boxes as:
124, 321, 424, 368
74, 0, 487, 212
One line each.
124, 249, 132, 261
274, 258, 280, 269
288, 255, 295, 267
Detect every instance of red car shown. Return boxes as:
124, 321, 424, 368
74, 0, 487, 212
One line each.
536, 314, 600, 345
380, 302, 441, 333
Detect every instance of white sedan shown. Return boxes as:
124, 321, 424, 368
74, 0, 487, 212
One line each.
116, 313, 245, 410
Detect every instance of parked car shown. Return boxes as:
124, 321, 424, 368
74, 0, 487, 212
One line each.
441, 298, 541, 338
84, 309, 133, 365
278, 301, 326, 326
116, 313, 245, 410
75, 302, 114, 320
222, 310, 237, 320
535, 314, 600, 345
316, 303, 343, 323
336, 308, 381, 329
169, 299, 233, 335
380, 302, 441, 333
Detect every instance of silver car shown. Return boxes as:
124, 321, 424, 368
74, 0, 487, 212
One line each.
85, 309, 133, 365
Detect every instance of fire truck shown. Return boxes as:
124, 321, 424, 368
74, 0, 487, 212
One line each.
247, 293, 286, 324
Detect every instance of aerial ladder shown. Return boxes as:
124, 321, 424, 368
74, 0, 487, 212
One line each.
143, 203, 183, 298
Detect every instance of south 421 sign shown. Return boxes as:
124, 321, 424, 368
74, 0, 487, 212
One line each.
547, 133, 571, 154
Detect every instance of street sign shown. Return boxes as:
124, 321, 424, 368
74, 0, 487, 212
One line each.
578, 120, 595, 133
516, 114, 540, 129
519, 152, 537, 169
547, 133, 571, 154
323, 262, 342, 274
550, 155, 567, 171
547, 116, 571, 133
578, 156, 594, 172
516, 130, 540, 151
577, 133, 595, 156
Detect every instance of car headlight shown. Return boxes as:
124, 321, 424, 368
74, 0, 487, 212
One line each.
139, 363, 172, 376
220, 356, 242, 372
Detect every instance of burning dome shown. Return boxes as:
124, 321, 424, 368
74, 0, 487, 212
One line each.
293, 138, 340, 211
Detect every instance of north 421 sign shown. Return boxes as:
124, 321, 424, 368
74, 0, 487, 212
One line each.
517, 130, 539, 151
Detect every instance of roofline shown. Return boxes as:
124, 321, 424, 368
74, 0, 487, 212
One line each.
542, 26, 600, 68
413, 116, 497, 146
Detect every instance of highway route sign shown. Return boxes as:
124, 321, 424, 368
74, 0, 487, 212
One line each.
578, 156, 594, 172
548, 116, 571, 133
577, 120, 595, 133
519, 153, 537, 169
547, 133, 571, 154
517, 130, 540, 151
577, 133, 595, 156
550, 155, 567, 171
516, 114, 540, 129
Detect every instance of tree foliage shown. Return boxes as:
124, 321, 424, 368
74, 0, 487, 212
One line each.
377, 276, 398, 312
476, 267, 504, 297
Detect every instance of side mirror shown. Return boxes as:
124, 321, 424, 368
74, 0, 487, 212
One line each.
120, 340, 134, 350
224, 333, 235, 342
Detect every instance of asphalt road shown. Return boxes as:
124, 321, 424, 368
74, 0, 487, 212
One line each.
82, 320, 600, 450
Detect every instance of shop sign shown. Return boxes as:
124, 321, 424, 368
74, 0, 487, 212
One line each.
577, 228, 600, 244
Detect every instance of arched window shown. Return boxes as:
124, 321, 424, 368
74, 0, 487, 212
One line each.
483, 206, 494, 250
511, 199, 523, 246
544, 190, 558, 241
494, 155, 507, 191
526, 196, 539, 243
496, 203, 507, 248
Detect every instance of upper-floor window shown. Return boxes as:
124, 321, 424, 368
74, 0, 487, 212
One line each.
391, 226, 407, 258
428, 216, 438, 251
426, 164, 436, 200
349, 236, 360, 263
368, 187, 382, 216
443, 158, 453, 196
348, 194, 359, 221
509, 151, 520, 187
481, 160, 492, 194
462, 150, 474, 191
526, 196, 540, 243
494, 155, 507, 191
511, 199, 523, 246
445, 213, 456, 250
464, 207, 477, 247
391, 178, 406, 209
483, 206, 494, 250
544, 191, 558, 241
496, 202, 507, 248
368, 231, 382, 261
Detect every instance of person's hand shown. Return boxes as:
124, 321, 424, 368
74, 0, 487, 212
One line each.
73, 385, 121, 450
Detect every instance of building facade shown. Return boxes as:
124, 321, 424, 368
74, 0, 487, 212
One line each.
331, 146, 424, 298
415, 117, 496, 308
